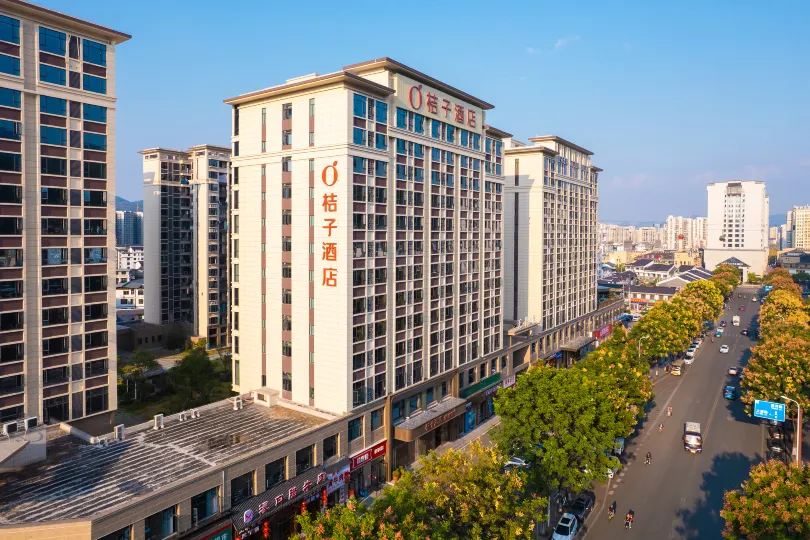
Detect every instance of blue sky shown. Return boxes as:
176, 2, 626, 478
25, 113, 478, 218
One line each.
42, 0, 810, 222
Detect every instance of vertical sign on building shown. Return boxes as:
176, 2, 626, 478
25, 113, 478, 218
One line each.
321, 161, 339, 287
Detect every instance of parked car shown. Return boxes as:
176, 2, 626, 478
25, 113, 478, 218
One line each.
723, 385, 737, 400
752, 297, 758, 302
552, 513, 579, 540
569, 493, 595, 523
728, 366, 739, 375
715, 330, 723, 338
739, 306, 746, 311
741, 329, 749, 336
768, 427, 785, 440
720, 320, 727, 327
720, 344, 730, 354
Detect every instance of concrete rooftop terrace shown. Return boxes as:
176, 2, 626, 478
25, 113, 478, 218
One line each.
0, 400, 331, 524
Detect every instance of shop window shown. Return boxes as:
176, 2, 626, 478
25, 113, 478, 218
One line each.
265, 458, 286, 489
348, 418, 362, 441
230, 471, 254, 506
323, 434, 338, 460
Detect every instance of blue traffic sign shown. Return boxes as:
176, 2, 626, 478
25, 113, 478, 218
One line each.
753, 399, 785, 422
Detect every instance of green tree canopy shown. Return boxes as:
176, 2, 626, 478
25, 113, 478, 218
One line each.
764, 267, 792, 284
169, 342, 218, 407
768, 275, 803, 296
792, 271, 810, 283
746, 271, 762, 284
494, 367, 621, 494
721, 461, 810, 540
630, 300, 694, 362
120, 349, 159, 401
298, 443, 546, 540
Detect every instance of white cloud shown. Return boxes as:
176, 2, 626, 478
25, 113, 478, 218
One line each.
526, 46, 540, 55
553, 35, 580, 51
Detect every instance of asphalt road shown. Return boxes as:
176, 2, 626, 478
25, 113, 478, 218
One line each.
582, 286, 767, 540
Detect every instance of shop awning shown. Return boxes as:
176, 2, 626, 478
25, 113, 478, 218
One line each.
393, 397, 467, 442
560, 335, 595, 353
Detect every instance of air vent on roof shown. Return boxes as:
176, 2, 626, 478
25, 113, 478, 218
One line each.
192, 408, 200, 418
25, 417, 37, 431
178, 411, 189, 422
233, 397, 243, 410
2, 421, 18, 438
114, 424, 125, 441
153, 414, 164, 430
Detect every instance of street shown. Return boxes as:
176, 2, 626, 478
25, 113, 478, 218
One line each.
583, 287, 766, 539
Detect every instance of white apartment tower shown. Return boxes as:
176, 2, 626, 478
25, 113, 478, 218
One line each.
225, 58, 504, 414
141, 145, 231, 347
503, 136, 599, 330
0, 2, 129, 424
788, 206, 810, 249
704, 180, 769, 279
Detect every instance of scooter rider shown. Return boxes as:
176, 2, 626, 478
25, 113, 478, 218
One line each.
625, 513, 634, 529
667, 406, 672, 416
645, 451, 651, 465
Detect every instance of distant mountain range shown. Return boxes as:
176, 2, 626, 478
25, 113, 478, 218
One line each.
116, 196, 143, 212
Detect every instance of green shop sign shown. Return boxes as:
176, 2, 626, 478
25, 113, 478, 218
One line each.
459, 373, 501, 399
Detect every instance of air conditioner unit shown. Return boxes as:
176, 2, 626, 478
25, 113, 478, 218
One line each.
192, 408, 200, 418
233, 397, 243, 410
114, 424, 125, 441
2, 422, 18, 437
25, 417, 37, 430
154, 414, 164, 430
178, 411, 188, 422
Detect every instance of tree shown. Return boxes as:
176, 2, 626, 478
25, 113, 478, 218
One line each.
747, 271, 761, 284
740, 334, 810, 418
120, 349, 159, 401
296, 497, 423, 540
494, 367, 621, 494
630, 300, 694, 363
768, 275, 803, 296
615, 261, 626, 273
792, 271, 810, 284
758, 289, 808, 335
678, 280, 725, 324
721, 460, 810, 539
711, 276, 733, 297
764, 267, 792, 285
370, 442, 546, 540
580, 346, 651, 430
169, 342, 218, 407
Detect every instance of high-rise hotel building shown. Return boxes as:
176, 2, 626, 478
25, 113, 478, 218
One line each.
503, 136, 600, 332
0, 1, 129, 425
141, 145, 231, 347
225, 58, 505, 416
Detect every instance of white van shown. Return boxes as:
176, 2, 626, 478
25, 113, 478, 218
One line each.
631, 313, 640, 322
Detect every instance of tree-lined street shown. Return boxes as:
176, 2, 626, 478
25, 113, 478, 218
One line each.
585, 286, 765, 539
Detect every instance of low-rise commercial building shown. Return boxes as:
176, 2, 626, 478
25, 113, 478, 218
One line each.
625, 285, 677, 311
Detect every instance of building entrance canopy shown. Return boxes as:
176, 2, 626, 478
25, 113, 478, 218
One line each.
393, 397, 467, 442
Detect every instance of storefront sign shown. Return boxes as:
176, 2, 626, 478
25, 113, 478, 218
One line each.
481, 374, 517, 399
326, 465, 350, 494
630, 298, 648, 304
424, 410, 457, 432
350, 440, 387, 471
201, 524, 233, 540
593, 324, 613, 340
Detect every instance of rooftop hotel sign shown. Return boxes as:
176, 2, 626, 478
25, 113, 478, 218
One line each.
395, 74, 483, 134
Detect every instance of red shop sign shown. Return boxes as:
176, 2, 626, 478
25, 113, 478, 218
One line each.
593, 324, 613, 340
350, 440, 387, 471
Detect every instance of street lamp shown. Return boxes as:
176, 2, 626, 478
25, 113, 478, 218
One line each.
781, 395, 802, 466
637, 335, 650, 363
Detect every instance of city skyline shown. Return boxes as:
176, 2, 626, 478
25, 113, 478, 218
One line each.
29, 0, 810, 220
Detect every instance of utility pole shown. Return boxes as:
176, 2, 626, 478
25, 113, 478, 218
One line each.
781, 395, 802, 466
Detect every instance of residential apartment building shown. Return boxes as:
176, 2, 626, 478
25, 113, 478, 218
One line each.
115, 278, 143, 309
0, 2, 129, 425
785, 209, 795, 249
114, 208, 142, 245
115, 244, 142, 269
503, 136, 600, 331
704, 180, 769, 280
787, 206, 810, 249
141, 145, 231, 348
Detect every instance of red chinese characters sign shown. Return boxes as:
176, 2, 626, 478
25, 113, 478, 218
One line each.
321, 162, 339, 287
350, 440, 387, 471
593, 324, 613, 340
404, 77, 478, 129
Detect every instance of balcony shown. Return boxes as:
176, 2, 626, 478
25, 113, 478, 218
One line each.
0, 374, 23, 396
42, 279, 68, 296
0, 280, 22, 299
85, 331, 108, 350
42, 367, 69, 387
0, 312, 23, 332
42, 337, 69, 356
84, 220, 107, 235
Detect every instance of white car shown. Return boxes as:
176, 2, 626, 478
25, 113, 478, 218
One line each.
684, 356, 694, 365
728, 366, 740, 375
552, 513, 579, 540
752, 297, 758, 302
720, 345, 730, 354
